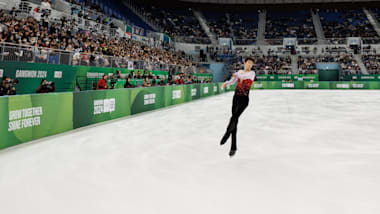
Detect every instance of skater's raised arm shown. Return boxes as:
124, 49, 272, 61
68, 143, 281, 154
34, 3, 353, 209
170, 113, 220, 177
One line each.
222, 72, 238, 89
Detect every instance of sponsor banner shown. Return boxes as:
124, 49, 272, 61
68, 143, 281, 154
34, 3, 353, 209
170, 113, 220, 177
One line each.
73, 89, 131, 129
191, 84, 201, 100
0, 93, 73, 149
201, 84, 213, 97
281, 83, 295, 88
130, 86, 167, 115
170, 86, 184, 105
256, 74, 319, 81
343, 75, 380, 81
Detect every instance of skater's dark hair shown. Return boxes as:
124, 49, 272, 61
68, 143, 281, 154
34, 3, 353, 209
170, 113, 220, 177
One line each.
244, 57, 254, 63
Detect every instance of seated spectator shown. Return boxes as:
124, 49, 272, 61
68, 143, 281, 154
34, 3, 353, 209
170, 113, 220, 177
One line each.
128, 71, 136, 79
159, 77, 167, 86
185, 77, 192, 84
113, 70, 122, 79
176, 76, 184, 84
148, 71, 153, 79
97, 75, 108, 90
81, 51, 90, 66
143, 77, 151, 87
124, 77, 135, 88
136, 71, 143, 79
151, 76, 157, 86
142, 70, 148, 79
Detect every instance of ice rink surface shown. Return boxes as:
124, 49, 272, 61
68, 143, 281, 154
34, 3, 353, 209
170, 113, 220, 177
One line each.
1, 90, 380, 214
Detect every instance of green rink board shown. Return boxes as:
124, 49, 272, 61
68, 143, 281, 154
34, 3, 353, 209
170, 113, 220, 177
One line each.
0, 93, 73, 150
255, 74, 319, 81
250, 81, 380, 90
0, 83, 227, 150
3, 81, 380, 150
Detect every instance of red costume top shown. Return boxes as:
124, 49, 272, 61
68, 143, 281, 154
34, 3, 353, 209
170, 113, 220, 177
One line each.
225, 70, 256, 96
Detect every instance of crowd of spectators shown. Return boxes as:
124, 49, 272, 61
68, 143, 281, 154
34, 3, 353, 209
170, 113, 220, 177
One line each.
230, 13, 257, 39
298, 56, 318, 74
205, 12, 232, 38
97, 69, 212, 90
362, 55, 380, 74
319, 9, 379, 43
298, 55, 361, 75
233, 55, 291, 75
0, 9, 193, 68
204, 12, 257, 42
139, 6, 208, 43
265, 11, 316, 39
66, 0, 116, 25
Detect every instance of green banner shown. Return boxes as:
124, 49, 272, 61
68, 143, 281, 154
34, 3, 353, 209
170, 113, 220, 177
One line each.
342, 75, 380, 81
0, 93, 73, 149
255, 74, 319, 81
0, 61, 214, 95
72, 84, 223, 129
250, 81, 380, 90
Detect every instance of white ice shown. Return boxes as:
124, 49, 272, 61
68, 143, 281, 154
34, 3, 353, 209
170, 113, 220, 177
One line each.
1, 90, 380, 214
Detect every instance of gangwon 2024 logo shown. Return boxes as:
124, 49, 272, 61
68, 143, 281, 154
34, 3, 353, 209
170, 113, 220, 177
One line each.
172, 90, 181, 100
8, 107, 43, 132
191, 88, 197, 96
282, 83, 294, 88
94, 99, 115, 115
144, 94, 156, 105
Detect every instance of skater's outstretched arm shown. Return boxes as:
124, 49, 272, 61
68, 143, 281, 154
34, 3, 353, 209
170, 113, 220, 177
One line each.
222, 72, 238, 89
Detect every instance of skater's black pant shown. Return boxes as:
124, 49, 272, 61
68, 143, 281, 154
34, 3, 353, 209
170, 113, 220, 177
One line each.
224, 94, 249, 151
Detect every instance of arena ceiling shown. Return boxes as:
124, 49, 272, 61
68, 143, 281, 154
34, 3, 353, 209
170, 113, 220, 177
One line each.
179, 0, 378, 4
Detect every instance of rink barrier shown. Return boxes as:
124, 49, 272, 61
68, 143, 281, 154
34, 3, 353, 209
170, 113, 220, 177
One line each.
250, 81, 380, 90
3, 81, 379, 150
0, 83, 227, 150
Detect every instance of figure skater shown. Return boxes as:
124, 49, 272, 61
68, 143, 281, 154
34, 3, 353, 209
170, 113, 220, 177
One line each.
221, 57, 256, 157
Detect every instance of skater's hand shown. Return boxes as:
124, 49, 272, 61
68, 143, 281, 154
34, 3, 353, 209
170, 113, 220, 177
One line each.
221, 82, 227, 89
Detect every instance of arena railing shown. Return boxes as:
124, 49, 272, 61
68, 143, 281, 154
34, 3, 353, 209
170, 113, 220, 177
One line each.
176, 37, 380, 46
233, 39, 257, 46
174, 37, 212, 44
0, 42, 198, 74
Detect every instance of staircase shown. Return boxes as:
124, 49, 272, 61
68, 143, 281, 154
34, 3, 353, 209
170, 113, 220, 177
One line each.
311, 9, 327, 44
353, 54, 369, 75
193, 10, 218, 45
291, 55, 299, 74
363, 8, 380, 37
256, 10, 266, 45
226, 13, 234, 39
